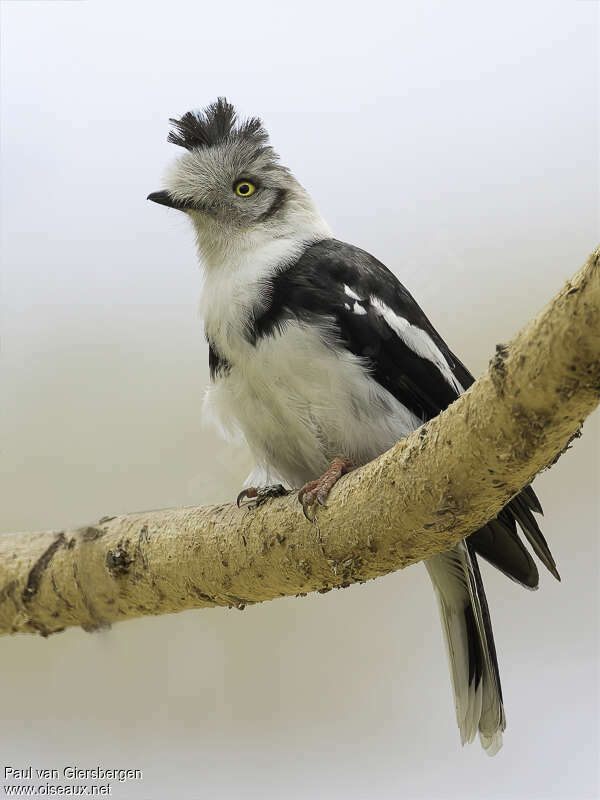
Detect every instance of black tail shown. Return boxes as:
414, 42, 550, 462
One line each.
468, 484, 560, 589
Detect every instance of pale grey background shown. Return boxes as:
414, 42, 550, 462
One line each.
1, 1, 598, 798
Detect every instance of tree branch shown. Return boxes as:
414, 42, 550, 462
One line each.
2, 248, 599, 637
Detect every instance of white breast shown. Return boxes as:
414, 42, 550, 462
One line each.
204, 318, 422, 487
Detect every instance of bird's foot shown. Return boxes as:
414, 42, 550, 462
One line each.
236, 484, 289, 508
297, 456, 356, 522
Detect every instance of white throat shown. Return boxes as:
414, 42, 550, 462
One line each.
193, 189, 331, 274
197, 197, 332, 358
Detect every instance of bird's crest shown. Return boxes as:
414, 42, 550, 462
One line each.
168, 97, 269, 152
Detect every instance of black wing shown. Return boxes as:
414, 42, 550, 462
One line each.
252, 238, 559, 588
253, 238, 472, 421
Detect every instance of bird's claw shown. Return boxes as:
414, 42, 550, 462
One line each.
236, 488, 256, 508
298, 480, 319, 523
301, 497, 315, 522
237, 484, 288, 509
300, 491, 327, 522
297, 457, 355, 523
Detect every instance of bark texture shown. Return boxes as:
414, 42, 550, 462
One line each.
1, 247, 599, 637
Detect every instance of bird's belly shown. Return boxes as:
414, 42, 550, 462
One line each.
204, 321, 422, 486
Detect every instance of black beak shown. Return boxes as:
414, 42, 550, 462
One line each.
147, 190, 188, 211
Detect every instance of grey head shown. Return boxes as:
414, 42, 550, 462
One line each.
148, 98, 329, 264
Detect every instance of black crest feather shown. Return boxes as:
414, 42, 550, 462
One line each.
168, 97, 269, 152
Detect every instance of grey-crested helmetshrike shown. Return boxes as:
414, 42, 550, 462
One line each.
148, 98, 560, 755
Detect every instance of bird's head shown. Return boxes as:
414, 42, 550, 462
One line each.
148, 98, 328, 267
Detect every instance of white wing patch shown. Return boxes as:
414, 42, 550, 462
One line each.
343, 286, 367, 315
344, 284, 363, 302
370, 297, 464, 394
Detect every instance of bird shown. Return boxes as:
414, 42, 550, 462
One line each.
148, 98, 560, 755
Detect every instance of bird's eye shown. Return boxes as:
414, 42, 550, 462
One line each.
235, 180, 256, 197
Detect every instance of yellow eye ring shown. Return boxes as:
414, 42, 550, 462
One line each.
235, 180, 256, 197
